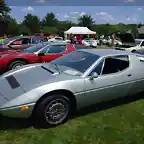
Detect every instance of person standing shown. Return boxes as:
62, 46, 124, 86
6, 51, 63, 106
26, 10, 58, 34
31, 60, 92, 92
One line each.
74, 36, 77, 44
111, 33, 115, 47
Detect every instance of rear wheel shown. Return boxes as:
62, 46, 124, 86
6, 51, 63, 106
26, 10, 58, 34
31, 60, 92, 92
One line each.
33, 95, 71, 127
8, 60, 27, 70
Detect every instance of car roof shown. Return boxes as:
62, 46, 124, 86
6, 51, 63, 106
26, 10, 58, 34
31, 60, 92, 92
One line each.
49, 41, 67, 46
15, 36, 44, 39
78, 48, 136, 57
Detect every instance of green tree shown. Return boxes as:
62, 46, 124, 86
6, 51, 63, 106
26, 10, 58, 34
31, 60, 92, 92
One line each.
0, 0, 11, 36
18, 24, 31, 35
77, 14, 95, 29
41, 26, 58, 34
0, 0, 11, 19
41, 12, 58, 27
7, 16, 19, 35
57, 21, 76, 30
22, 14, 41, 34
138, 23, 143, 28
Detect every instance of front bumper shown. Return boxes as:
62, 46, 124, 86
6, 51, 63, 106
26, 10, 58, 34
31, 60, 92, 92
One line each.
0, 103, 35, 118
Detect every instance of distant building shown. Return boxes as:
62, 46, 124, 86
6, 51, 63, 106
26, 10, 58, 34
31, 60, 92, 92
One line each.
137, 26, 144, 39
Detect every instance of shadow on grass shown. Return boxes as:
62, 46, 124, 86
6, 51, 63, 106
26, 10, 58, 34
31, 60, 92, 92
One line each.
0, 93, 143, 130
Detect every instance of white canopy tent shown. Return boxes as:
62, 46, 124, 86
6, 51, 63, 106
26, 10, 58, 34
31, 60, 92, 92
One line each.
64, 26, 96, 35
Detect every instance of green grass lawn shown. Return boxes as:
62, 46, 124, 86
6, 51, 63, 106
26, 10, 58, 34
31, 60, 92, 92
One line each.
0, 96, 144, 144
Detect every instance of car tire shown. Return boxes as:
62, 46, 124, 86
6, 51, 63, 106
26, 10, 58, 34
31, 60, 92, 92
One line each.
33, 95, 71, 127
8, 60, 27, 70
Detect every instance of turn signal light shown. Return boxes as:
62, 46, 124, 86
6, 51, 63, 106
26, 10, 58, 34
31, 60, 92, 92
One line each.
20, 105, 29, 110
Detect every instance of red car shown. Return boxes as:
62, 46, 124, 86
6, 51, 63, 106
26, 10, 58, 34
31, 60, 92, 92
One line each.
0, 36, 47, 51
0, 42, 86, 74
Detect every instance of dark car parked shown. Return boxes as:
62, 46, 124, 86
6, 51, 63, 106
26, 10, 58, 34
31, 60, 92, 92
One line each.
0, 36, 47, 52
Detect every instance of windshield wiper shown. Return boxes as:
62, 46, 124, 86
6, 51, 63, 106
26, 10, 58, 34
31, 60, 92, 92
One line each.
50, 62, 61, 74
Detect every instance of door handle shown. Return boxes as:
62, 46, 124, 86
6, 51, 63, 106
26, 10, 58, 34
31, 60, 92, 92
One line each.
127, 74, 132, 77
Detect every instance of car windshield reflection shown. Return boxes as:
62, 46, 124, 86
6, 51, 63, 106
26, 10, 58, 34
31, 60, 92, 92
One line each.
52, 51, 100, 74
24, 43, 47, 53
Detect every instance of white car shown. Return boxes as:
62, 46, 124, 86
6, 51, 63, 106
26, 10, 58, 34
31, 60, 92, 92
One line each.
107, 38, 122, 46
48, 37, 70, 44
115, 33, 144, 52
82, 38, 97, 47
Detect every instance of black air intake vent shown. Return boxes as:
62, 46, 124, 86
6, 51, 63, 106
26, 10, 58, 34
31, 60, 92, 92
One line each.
5, 75, 20, 89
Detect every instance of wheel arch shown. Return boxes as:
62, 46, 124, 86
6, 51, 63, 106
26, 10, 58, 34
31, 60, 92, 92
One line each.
33, 89, 77, 114
131, 49, 136, 52
8, 58, 30, 67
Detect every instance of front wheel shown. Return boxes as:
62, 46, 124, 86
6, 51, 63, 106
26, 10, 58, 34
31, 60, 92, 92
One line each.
33, 95, 71, 127
8, 60, 26, 70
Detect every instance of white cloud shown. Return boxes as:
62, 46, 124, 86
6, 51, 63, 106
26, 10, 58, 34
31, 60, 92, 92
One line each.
22, 6, 34, 12
9, 6, 16, 8
70, 12, 79, 15
79, 12, 86, 17
34, 0, 47, 3
96, 12, 115, 22
63, 12, 86, 21
64, 14, 69, 18
137, 7, 143, 11
125, 15, 137, 23
124, 0, 135, 3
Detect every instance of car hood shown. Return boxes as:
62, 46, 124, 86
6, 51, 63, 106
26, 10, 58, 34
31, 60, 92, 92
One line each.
0, 63, 79, 103
0, 50, 18, 55
116, 32, 135, 43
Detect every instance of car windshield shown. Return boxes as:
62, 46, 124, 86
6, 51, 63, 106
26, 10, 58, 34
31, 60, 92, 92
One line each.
55, 37, 63, 40
85, 38, 94, 42
34, 37, 47, 43
52, 51, 100, 74
135, 40, 142, 45
24, 43, 48, 53
3, 37, 18, 45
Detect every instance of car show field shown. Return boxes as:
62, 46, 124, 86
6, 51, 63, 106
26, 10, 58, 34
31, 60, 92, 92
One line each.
0, 96, 143, 144
1, 2, 144, 143
0, 46, 144, 144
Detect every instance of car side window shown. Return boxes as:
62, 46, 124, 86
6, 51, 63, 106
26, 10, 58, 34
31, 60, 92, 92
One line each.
90, 59, 104, 75
21, 38, 31, 44
47, 45, 66, 53
39, 46, 50, 53
102, 55, 129, 75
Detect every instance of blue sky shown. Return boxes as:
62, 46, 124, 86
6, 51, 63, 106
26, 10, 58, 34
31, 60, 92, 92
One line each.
5, 0, 144, 24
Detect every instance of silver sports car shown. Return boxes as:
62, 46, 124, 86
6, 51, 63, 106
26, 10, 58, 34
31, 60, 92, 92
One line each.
0, 49, 144, 126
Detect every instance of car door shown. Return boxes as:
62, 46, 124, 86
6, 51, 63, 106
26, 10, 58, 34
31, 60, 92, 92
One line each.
38, 45, 67, 62
84, 55, 133, 107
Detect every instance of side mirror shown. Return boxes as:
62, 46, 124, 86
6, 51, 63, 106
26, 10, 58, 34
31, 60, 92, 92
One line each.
38, 53, 45, 56
89, 72, 98, 80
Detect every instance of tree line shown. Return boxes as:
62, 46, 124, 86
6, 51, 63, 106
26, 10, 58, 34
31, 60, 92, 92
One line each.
0, 0, 143, 38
